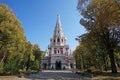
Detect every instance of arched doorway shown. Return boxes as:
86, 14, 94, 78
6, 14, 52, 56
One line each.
70, 63, 73, 69
55, 61, 61, 70
43, 63, 47, 69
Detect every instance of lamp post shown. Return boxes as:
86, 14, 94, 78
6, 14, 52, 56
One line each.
75, 36, 84, 72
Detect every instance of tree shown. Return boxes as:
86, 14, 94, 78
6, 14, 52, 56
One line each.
21, 42, 42, 71
77, 0, 91, 12
22, 41, 34, 71
74, 42, 97, 70
0, 4, 27, 74
32, 44, 42, 69
0, 62, 4, 74
0, 3, 43, 74
79, 33, 109, 71
0, 4, 26, 63
77, 0, 120, 73
5, 55, 20, 74
73, 45, 82, 69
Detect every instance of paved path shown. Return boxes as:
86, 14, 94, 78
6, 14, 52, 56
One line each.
0, 70, 90, 80
24, 70, 90, 80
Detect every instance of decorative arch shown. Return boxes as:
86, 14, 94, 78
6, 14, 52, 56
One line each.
57, 37, 60, 42
55, 60, 61, 70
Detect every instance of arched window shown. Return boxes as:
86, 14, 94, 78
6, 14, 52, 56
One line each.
57, 38, 60, 42
62, 39, 63, 43
60, 48, 63, 54
58, 50, 59, 53
54, 48, 57, 54
54, 39, 55, 42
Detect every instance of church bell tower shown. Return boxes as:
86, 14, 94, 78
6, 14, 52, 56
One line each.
50, 14, 66, 46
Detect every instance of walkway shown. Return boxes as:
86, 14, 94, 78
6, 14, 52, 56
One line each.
23, 70, 90, 80
0, 70, 90, 80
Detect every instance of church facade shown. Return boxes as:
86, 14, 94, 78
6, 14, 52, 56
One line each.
41, 14, 76, 70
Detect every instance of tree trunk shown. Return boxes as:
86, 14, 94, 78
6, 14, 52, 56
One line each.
0, 51, 7, 63
26, 55, 30, 71
102, 54, 107, 71
108, 49, 117, 73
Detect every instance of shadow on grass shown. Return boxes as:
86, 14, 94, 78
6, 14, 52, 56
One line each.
93, 72, 120, 77
76, 71, 120, 80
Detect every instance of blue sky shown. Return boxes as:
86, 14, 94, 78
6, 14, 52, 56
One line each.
1, 0, 85, 51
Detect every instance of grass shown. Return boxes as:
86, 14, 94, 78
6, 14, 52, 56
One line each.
92, 71, 120, 80
0, 76, 17, 79
76, 69, 120, 80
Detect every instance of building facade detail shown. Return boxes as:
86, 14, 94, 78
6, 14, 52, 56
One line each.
41, 14, 76, 70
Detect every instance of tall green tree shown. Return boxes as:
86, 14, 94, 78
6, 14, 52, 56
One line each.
0, 4, 26, 74
77, 0, 120, 73
73, 45, 82, 69
31, 44, 42, 70
74, 41, 100, 70
0, 4, 43, 74
23, 41, 35, 71
0, 4, 26, 63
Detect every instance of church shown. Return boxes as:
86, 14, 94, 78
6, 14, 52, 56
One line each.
41, 14, 76, 70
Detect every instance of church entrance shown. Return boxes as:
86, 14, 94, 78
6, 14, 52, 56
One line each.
43, 63, 47, 69
55, 61, 61, 70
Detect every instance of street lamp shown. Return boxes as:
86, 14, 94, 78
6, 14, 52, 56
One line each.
75, 36, 84, 72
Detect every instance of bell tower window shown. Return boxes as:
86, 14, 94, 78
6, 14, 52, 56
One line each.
54, 48, 57, 54
60, 48, 63, 54
57, 38, 60, 42
54, 39, 55, 42
62, 39, 63, 43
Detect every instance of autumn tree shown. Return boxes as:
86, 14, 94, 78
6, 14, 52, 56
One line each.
0, 4, 27, 74
0, 4, 26, 63
78, 34, 109, 71
31, 44, 42, 70
0, 4, 43, 74
20, 42, 43, 71
73, 45, 82, 69
74, 37, 105, 71
77, 0, 120, 73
